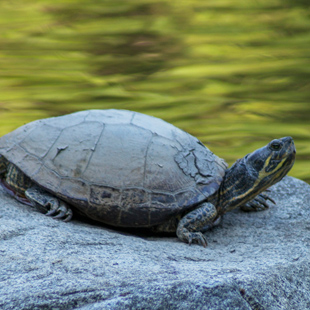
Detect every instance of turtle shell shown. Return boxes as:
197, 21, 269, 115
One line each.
0, 110, 227, 227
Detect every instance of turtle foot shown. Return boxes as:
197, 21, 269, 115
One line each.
25, 185, 73, 222
45, 203, 73, 222
176, 227, 208, 247
241, 191, 275, 212
176, 202, 217, 247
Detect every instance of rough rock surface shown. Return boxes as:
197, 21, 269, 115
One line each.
1, 176, 310, 310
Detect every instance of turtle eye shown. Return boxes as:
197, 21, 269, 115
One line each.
270, 141, 281, 150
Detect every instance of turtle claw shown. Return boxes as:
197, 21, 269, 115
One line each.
46, 209, 58, 217
63, 210, 73, 222
187, 232, 208, 247
187, 234, 193, 246
48, 203, 73, 222
260, 193, 276, 205
192, 232, 208, 248
52, 211, 66, 219
52, 209, 73, 222
177, 228, 208, 247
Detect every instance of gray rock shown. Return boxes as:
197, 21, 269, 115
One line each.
0, 176, 310, 310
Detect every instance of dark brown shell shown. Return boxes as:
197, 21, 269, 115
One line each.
0, 110, 227, 227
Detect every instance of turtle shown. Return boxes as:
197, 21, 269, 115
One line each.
0, 109, 296, 247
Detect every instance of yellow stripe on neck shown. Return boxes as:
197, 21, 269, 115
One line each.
224, 155, 287, 208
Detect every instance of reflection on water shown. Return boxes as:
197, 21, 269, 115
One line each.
0, 0, 309, 181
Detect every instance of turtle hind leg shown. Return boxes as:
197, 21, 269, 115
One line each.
176, 202, 218, 247
25, 185, 73, 222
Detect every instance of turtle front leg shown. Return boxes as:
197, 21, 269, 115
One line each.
240, 191, 275, 212
25, 185, 73, 222
176, 202, 218, 247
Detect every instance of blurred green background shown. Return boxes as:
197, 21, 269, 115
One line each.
0, 0, 309, 180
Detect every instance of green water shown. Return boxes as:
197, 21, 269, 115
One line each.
0, 0, 309, 180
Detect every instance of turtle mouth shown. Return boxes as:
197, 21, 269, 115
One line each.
290, 139, 296, 155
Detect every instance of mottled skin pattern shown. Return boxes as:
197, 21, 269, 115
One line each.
0, 110, 296, 247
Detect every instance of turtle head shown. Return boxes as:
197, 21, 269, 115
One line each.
219, 137, 295, 211
245, 136, 295, 186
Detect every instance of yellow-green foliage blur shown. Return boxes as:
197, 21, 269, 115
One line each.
0, 0, 309, 180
